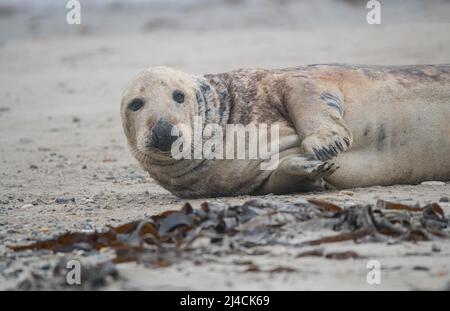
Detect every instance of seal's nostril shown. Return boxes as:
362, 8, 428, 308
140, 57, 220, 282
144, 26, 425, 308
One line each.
150, 119, 177, 152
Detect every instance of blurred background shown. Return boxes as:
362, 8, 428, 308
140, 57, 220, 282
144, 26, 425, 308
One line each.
1, 0, 450, 72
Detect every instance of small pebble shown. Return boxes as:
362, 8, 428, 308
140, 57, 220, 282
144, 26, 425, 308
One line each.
432, 244, 441, 252
421, 181, 445, 186
339, 190, 354, 196
413, 266, 430, 271
38, 227, 50, 233
20, 204, 33, 209
439, 196, 449, 203
39, 263, 52, 270
55, 197, 75, 204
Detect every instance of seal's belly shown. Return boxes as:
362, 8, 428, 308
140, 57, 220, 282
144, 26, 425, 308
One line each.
327, 83, 450, 188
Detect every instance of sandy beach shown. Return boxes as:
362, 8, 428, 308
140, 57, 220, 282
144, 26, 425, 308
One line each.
1, 0, 450, 290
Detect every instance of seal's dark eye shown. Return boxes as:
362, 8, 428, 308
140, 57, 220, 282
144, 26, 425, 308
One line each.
128, 98, 145, 112
172, 90, 185, 104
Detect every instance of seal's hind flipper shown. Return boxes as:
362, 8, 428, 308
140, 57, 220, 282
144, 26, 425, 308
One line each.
258, 156, 339, 194
281, 156, 339, 178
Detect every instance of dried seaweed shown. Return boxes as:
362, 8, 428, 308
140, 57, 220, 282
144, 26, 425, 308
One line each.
307, 199, 343, 213
305, 229, 372, 246
244, 264, 297, 273
325, 251, 361, 260
376, 200, 423, 212
10, 198, 449, 266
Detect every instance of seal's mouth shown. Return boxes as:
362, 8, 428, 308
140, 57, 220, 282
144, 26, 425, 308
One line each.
133, 143, 175, 164
133, 118, 181, 163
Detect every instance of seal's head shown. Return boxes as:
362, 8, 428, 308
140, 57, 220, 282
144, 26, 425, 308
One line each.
121, 66, 204, 164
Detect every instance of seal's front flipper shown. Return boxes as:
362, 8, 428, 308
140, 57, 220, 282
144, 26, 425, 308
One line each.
284, 77, 353, 161
300, 117, 352, 161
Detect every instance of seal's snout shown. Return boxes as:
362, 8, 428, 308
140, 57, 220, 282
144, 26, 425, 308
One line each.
147, 118, 178, 152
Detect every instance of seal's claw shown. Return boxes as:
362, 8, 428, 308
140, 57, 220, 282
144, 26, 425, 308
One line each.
330, 144, 339, 157
325, 145, 338, 158
321, 148, 332, 160
302, 133, 352, 161
282, 156, 338, 179
319, 149, 330, 161
343, 137, 351, 147
315, 161, 339, 178
299, 160, 338, 178
324, 163, 339, 177
335, 140, 345, 152
312, 148, 321, 161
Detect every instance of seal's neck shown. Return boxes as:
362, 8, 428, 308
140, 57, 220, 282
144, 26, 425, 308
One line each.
194, 74, 231, 127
